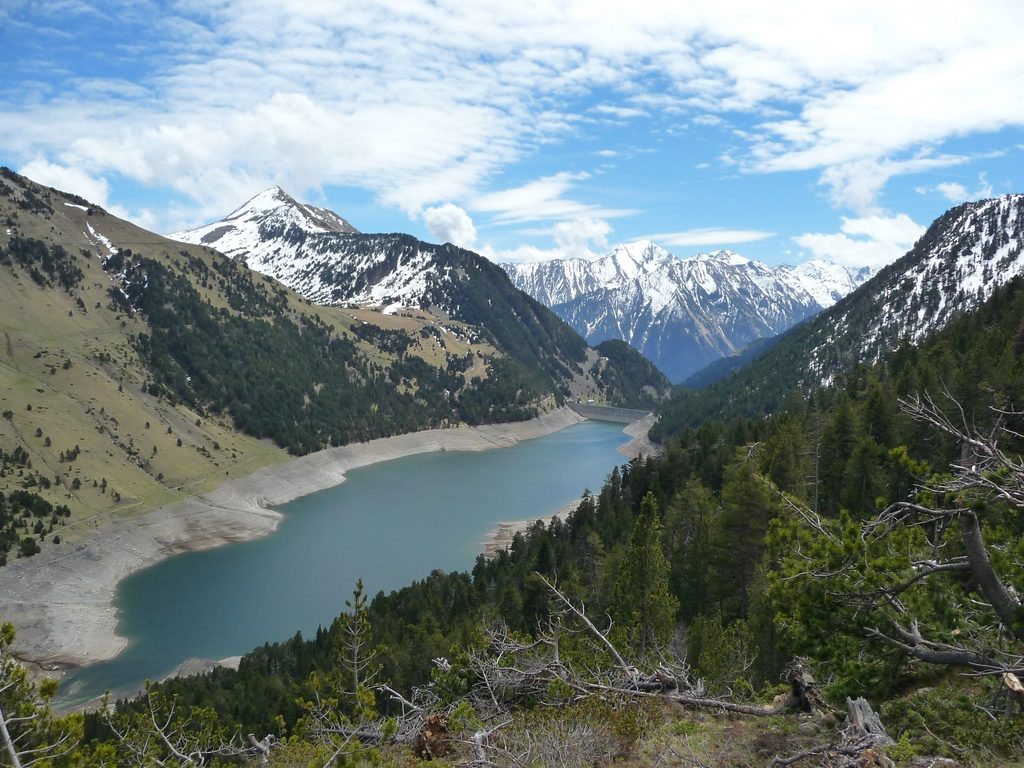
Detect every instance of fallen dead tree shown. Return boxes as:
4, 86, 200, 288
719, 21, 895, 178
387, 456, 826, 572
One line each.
462, 574, 829, 721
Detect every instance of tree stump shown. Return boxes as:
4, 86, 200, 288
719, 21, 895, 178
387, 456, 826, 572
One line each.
844, 696, 893, 748
1004, 672, 1024, 716
783, 661, 829, 715
412, 713, 450, 760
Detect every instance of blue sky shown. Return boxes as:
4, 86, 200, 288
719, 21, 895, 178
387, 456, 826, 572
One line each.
2, 1, 1023, 268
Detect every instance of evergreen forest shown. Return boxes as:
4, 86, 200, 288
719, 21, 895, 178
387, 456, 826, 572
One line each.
4, 273, 1019, 766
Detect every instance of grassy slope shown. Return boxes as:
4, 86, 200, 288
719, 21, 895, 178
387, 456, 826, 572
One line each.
0, 175, 500, 548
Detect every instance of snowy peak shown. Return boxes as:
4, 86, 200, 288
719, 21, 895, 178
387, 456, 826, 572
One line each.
502, 241, 871, 381
777, 260, 873, 309
593, 240, 673, 286
689, 249, 751, 267
609, 240, 671, 267
222, 185, 358, 234
223, 186, 292, 219
169, 186, 358, 265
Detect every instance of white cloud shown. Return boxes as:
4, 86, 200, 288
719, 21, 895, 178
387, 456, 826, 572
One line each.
976, 172, 994, 199
17, 157, 161, 230
19, 158, 111, 207
592, 104, 648, 119
553, 217, 612, 259
471, 172, 636, 223
642, 227, 774, 247
917, 173, 997, 204
422, 203, 477, 248
479, 243, 559, 264
693, 114, 723, 127
4, 1, 1024, 228
817, 155, 969, 215
794, 213, 925, 269
935, 182, 969, 203
480, 216, 612, 264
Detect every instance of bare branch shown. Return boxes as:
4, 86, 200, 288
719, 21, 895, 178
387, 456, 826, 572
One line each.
535, 573, 635, 679
833, 560, 971, 603
865, 621, 1015, 673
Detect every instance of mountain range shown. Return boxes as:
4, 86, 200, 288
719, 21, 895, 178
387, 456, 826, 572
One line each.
172, 189, 873, 383
0, 168, 668, 542
502, 242, 871, 382
654, 192, 1024, 436
170, 187, 672, 408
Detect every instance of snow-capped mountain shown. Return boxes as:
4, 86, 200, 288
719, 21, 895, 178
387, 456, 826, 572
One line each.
171, 187, 499, 314
502, 242, 870, 382
802, 193, 1024, 379
656, 193, 1024, 432
169, 187, 664, 403
169, 186, 359, 294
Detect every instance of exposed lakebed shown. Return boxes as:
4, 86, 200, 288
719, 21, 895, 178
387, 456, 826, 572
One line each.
58, 419, 630, 705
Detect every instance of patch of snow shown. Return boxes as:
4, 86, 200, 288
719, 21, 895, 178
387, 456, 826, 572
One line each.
63, 202, 88, 211
85, 223, 118, 257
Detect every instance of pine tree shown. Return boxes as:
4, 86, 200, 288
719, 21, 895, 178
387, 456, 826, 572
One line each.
337, 579, 379, 694
611, 492, 678, 656
664, 479, 717, 622
708, 453, 780, 619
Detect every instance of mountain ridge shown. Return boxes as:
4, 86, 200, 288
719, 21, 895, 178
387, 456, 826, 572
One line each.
654, 192, 1024, 436
502, 241, 870, 381
170, 188, 672, 407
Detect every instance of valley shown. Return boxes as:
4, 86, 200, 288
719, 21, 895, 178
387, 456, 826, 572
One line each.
6, 5, 1024, 766
0, 170, 666, 707
0, 170, 666, 561
55, 418, 635, 707
1, 169, 1023, 766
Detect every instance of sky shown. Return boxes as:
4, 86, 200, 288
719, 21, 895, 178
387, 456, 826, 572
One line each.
1, 1, 1023, 268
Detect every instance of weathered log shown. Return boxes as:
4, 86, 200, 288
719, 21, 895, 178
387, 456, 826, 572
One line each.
634, 670, 678, 693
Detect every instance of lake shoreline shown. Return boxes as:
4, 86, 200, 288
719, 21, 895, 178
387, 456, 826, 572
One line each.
0, 407, 595, 672
479, 411, 661, 557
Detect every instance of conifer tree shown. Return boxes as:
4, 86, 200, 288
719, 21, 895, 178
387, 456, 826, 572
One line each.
611, 492, 678, 656
664, 479, 716, 622
709, 454, 780, 619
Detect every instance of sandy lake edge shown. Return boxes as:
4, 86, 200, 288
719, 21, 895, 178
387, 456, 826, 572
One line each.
480, 411, 661, 557
0, 407, 601, 671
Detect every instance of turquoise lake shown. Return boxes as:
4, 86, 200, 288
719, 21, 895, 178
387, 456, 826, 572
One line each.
58, 420, 630, 705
